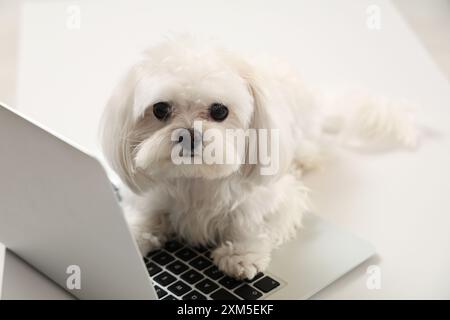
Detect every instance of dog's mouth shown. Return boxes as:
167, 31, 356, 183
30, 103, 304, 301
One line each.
177, 148, 202, 159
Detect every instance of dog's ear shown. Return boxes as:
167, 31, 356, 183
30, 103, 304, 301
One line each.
224, 54, 291, 183
99, 64, 151, 194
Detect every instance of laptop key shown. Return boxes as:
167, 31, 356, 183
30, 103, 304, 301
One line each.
181, 269, 204, 284
204, 250, 212, 260
162, 295, 178, 300
146, 262, 162, 276
203, 265, 224, 280
189, 256, 212, 271
245, 272, 264, 283
234, 284, 262, 300
183, 290, 207, 300
154, 272, 177, 286
164, 240, 184, 253
195, 279, 219, 294
193, 245, 209, 253
167, 280, 192, 297
154, 285, 168, 298
146, 249, 162, 258
152, 251, 175, 266
175, 248, 197, 261
210, 288, 240, 300
253, 276, 280, 293
166, 260, 189, 275
219, 276, 244, 290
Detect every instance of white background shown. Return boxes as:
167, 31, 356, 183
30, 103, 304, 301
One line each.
1, 0, 450, 298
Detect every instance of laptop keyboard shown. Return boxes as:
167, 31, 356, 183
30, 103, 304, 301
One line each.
143, 240, 283, 300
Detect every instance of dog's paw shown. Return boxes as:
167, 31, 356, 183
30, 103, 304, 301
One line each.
211, 241, 271, 280
130, 225, 166, 256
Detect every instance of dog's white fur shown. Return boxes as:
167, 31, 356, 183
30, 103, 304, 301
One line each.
100, 37, 417, 279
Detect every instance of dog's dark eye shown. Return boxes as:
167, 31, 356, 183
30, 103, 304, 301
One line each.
209, 103, 229, 121
153, 102, 171, 120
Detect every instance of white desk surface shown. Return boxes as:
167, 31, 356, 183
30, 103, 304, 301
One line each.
1, 0, 450, 299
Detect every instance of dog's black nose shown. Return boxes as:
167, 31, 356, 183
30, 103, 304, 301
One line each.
177, 128, 202, 156
188, 128, 196, 147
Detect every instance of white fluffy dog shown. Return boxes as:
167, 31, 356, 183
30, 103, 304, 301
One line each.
100, 37, 417, 279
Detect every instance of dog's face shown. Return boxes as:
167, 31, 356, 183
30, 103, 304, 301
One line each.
101, 39, 283, 192
132, 53, 254, 181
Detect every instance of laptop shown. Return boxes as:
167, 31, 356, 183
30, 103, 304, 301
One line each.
0, 102, 375, 300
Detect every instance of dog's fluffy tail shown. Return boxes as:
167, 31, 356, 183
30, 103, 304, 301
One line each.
319, 91, 419, 151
